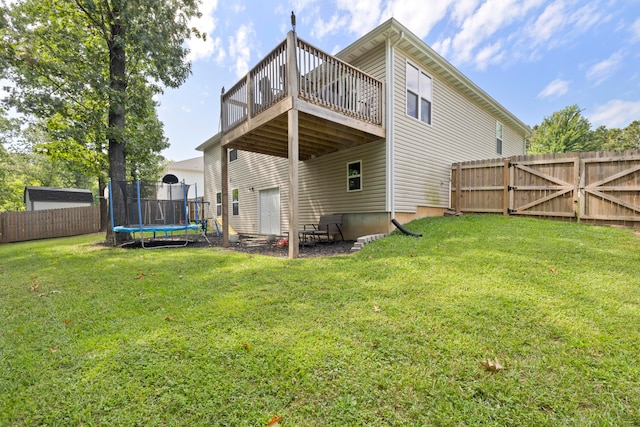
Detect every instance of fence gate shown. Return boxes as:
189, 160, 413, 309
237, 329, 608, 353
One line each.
579, 153, 640, 226
509, 156, 579, 219
451, 150, 640, 226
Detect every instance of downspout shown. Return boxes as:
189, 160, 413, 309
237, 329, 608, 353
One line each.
386, 30, 404, 220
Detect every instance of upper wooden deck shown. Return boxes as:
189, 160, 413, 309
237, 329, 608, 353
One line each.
221, 32, 386, 160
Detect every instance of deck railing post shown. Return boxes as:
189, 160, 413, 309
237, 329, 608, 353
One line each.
286, 31, 299, 102
247, 74, 253, 120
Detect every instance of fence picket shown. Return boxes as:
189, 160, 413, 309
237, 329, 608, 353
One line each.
0, 206, 101, 243
451, 150, 640, 226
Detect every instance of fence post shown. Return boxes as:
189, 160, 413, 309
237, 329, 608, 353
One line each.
456, 162, 462, 212
503, 158, 510, 216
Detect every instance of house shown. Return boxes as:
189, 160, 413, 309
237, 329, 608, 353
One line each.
160, 156, 204, 199
197, 18, 531, 257
24, 187, 93, 211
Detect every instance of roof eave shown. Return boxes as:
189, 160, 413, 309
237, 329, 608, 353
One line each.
196, 133, 221, 152
337, 18, 531, 137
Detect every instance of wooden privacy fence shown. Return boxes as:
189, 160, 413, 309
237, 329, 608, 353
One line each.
451, 150, 640, 227
0, 206, 100, 243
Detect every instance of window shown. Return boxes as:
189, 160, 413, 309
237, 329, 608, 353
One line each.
229, 148, 238, 162
347, 161, 362, 192
496, 122, 503, 155
406, 62, 432, 125
216, 192, 222, 216
232, 188, 239, 215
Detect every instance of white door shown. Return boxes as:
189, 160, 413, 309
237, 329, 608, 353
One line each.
259, 188, 280, 235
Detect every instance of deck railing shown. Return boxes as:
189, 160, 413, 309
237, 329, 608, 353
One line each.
296, 38, 382, 125
222, 35, 383, 132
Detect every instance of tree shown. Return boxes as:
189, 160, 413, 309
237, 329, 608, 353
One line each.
527, 105, 595, 154
2, 0, 202, 240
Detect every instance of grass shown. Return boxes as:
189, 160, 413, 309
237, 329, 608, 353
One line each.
1, 214, 640, 426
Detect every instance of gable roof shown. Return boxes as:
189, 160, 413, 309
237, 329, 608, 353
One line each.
24, 187, 93, 204
164, 156, 204, 172
196, 133, 221, 152
336, 18, 531, 137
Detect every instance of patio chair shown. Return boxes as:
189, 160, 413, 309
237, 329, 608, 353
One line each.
299, 214, 344, 243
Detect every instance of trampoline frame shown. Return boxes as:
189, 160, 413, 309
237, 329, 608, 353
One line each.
109, 179, 209, 248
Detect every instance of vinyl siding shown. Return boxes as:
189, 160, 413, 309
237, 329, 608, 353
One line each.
203, 140, 386, 235
392, 47, 525, 213
203, 144, 289, 235
344, 44, 386, 80
298, 140, 386, 226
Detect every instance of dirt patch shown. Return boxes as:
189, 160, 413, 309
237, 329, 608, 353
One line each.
208, 235, 355, 258
118, 234, 356, 258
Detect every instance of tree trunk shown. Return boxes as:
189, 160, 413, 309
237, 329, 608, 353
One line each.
106, 9, 128, 244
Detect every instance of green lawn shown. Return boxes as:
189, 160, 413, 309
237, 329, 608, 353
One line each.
2, 215, 640, 426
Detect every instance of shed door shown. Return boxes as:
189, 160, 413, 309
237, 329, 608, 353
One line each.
259, 188, 280, 235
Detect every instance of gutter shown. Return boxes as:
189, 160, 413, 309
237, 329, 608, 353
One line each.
386, 30, 404, 219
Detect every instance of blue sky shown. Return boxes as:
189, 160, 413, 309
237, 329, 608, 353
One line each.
158, 0, 640, 161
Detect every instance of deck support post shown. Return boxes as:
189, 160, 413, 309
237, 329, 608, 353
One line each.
287, 30, 299, 258
221, 145, 229, 247
288, 109, 299, 259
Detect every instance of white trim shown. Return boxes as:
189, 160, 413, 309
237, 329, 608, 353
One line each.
387, 31, 404, 216
347, 160, 363, 192
258, 187, 281, 235
229, 148, 238, 162
405, 59, 433, 126
232, 188, 239, 215
496, 121, 504, 155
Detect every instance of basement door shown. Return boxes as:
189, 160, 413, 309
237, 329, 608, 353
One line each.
259, 187, 280, 235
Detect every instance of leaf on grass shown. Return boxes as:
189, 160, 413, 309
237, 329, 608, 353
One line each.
29, 284, 40, 291
241, 342, 252, 350
165, 316, 175, 321
135, 273, 145, 280
480, 358, 504, 372
373, 306, 381, 312
267, 415, 283, 427
63, 319, 73, 325
50, 345, 60, 353
549, 267, 558, 274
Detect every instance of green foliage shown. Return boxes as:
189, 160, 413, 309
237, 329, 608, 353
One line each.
527, 105, 639, 154
2, 216, 640, 425
1, 0, 201, 163
527, 105, 595, 154
592, 121, 640, 151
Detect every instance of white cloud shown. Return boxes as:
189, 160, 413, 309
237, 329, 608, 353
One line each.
228, 22, 255, 77
337, 0, 382, 36
537, 78, 570, 98
186, 0, 219, 62
381, 0, 453, 38
311, 13, 349, 39
431, 37, 452, 57
571, 2, 604, 31
631, 17, 640, 42
527, 0, 566, 46
589, 100, 640, 128
586, 50, 624, 85
474, 41, 504, 71
451, 0, 481, 24
448, 0, 544, 67
290, 0, 318, 13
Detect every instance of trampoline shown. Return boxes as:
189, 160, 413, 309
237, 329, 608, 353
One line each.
109, 179, 210, 248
